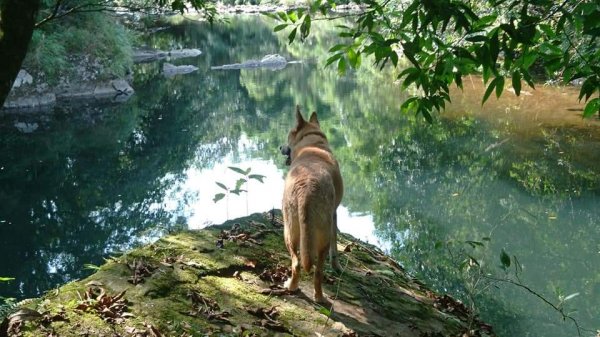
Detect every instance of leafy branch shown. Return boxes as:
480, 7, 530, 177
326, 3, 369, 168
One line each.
267, 0, 600, 121
438, 238, 593, 336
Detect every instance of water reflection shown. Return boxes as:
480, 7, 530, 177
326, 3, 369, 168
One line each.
0, 14, 599, 337
159, 134, 385, 248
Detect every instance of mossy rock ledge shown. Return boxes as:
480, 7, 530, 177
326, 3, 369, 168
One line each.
1, 211, 494, 337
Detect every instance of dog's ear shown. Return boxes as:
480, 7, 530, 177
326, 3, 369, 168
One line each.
295, 105, 306, 126
309, 111, 319, 125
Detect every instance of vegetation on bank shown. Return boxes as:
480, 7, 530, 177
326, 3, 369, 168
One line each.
0, 212, 494, 337
24, 11, 134, 85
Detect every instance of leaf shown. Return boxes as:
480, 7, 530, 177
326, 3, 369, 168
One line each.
522, 51, 538, 69
522, 71, 536, 89
347, 48, 361, 69
389, 51, 398, 67
579, 77, 598, 102
495, 76, 505, 98
475, 14, 497, 28
273, 24, 288, 32
338, 56, 347, 75
249, 174, 266, 183
455, 72, 463, 90
482, 77, 498, 105
328, 44, 347, 53
466, 35, 487, 43
325, 53, 343, 67
228, 166, 246, 175
277, 11, 288, 21
235, 178, 247, 190
422, 108, 433, 123
216, 182, 228, 191
300, 14, 311, 40
500, 249, 511, 269
465, 240, 484, 248
400, 96, 419, 112
230, 189, 246, 196
0, 277, 15, 282
467, 255, 480, 267
318, 307, 332, 316
287, 10, 298, 23
261, 12, 279, 21
512, 70, 522, 96
288, 27, 297, 44
213, 193, 225, 203
583, 98, 599, 118
489, 30, 500, 63
84, 264, 101, 271
563, 292, 580, 302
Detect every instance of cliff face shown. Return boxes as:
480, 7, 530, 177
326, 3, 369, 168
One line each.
1, 211, 494, 337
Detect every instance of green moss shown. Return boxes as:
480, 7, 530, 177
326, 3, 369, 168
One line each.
12, 212, 492, 337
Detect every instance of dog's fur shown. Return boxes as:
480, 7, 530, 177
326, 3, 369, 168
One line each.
280, 106, 343, 303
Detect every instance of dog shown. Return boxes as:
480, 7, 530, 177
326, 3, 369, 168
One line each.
280, 105, 343, 303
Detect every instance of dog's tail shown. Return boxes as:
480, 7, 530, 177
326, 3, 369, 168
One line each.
299, 204, 312, 272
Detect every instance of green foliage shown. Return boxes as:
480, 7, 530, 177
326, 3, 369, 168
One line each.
269, 0, 600, 120
25, 11, 134, 83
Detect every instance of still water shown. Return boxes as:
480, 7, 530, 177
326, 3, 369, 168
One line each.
1, 15, 599, 337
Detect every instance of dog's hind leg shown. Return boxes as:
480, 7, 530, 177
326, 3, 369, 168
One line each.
330, 211, 341, 272
314, 247, 327, 303
284, 251, 301, 291
284, 212, 301, 291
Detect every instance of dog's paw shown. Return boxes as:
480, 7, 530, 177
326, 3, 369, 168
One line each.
284, 278, 298, 291
314, 293, 330, 305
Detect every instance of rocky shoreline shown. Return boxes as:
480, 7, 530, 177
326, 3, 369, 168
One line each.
0, 211, 495, 337
1, 2, 367, 114
1, 48, 203, 113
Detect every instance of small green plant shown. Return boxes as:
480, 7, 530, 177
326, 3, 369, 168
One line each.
213, 166, 266, 219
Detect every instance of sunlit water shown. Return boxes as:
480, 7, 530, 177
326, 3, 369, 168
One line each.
1, 14, 599, 337
157, 134, 381, 247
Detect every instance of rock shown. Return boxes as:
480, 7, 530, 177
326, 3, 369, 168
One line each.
2, 79, 133, 112
55, 79, 134, 103
132, 50, 169, 63
14, 122, 39, 133
211, 53, 291, 71
12, 70, 33, 89
162, 63, 199, 77
1, 93, 56, 112
168, 48, 202, 59
133, 48, 202, 63
6, 212, 495, 337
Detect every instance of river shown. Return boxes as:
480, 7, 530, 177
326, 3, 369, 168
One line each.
1, 14, 599, 337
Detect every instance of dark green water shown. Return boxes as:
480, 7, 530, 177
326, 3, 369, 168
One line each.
1, 15, 599, 337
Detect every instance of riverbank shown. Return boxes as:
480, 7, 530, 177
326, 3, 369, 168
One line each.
1, 211, 493, 337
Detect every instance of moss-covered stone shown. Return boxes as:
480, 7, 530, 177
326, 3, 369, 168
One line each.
2, 211, 494, 337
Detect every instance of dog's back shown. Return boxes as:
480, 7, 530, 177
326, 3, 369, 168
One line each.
284, 153, 337, 272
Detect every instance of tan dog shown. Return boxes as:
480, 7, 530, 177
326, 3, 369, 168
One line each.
280, 106, 343, 303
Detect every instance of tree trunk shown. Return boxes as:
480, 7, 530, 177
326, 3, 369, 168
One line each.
0, 0, 40, 107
